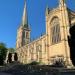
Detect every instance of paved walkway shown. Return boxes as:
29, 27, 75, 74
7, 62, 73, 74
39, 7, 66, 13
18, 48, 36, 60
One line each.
0, 72, 12, 75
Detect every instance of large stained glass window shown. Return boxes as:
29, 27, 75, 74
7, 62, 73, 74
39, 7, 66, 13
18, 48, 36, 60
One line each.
50, 17, 61, 44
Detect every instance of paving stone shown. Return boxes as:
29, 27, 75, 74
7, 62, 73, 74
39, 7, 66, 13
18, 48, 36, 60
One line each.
0, 72, 12, 75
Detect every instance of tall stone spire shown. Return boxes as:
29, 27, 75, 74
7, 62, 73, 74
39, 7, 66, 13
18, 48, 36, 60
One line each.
22, 0, 28, 28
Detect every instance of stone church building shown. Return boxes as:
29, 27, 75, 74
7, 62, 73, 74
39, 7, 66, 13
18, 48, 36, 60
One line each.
16, 0, 75, 66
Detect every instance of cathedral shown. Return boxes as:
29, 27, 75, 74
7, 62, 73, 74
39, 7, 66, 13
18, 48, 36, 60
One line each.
16, 0, 75, 66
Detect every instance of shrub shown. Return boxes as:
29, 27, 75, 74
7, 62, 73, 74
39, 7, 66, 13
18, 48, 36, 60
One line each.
51, 59, 66, 68
29, 61, 40, 65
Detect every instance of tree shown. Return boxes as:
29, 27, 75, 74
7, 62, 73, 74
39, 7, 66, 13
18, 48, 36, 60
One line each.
0, 43, 7, 65
8, 48, 15, 53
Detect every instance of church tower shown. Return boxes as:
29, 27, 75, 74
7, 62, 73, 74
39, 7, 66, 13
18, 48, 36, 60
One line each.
16, 0, 30, 49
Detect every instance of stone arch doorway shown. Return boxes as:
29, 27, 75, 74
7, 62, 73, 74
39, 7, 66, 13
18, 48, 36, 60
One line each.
14, 53, 18, 61
7, 53, 18, 63
68, 25, 75, 66
8, 53, 12, 63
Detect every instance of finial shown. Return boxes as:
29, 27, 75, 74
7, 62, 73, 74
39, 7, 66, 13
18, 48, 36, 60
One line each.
46, 5, 49, 15
59, 0, 66, 6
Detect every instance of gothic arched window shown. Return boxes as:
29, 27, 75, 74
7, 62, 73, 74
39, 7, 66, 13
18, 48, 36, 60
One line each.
50, 17, 61, 44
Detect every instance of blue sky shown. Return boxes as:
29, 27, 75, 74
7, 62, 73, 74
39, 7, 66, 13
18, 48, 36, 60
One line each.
0, 0, 75, 48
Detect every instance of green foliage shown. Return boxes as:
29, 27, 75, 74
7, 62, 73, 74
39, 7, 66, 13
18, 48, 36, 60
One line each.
51, 59, 66, 68
0, 42, 16, 65
29, 61, 40, 65
8, 48, 15, 53
0, 43, 7, 65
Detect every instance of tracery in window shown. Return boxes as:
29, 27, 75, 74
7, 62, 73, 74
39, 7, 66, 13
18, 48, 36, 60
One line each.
50, 17, 61, 44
